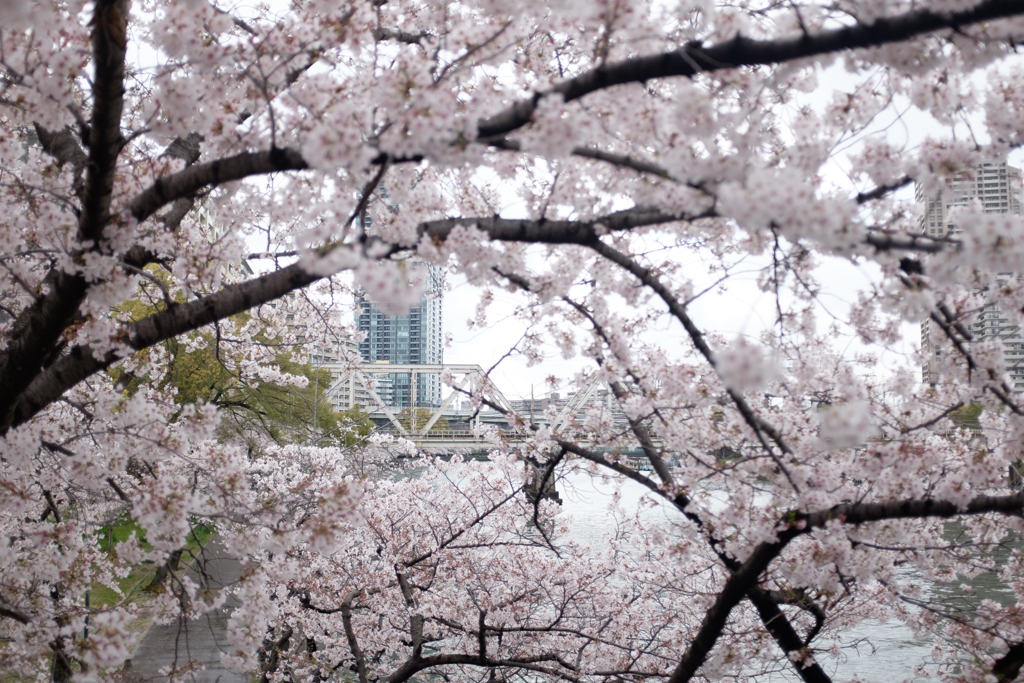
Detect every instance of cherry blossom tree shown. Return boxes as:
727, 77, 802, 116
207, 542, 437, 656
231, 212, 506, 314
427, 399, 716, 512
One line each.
5, 0, 1024, 681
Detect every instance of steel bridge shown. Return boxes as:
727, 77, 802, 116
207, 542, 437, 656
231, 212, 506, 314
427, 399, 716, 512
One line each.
322, 363, 623, 449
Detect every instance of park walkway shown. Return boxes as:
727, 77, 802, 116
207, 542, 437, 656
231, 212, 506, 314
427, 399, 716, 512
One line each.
124, 538, 247, 683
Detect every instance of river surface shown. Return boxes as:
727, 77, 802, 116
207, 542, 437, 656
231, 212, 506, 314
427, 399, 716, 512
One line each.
554, 468, 1017, 683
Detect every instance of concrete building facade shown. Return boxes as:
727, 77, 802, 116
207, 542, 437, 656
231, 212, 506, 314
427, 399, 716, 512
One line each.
355, 265, 444, 407
920, 160, 1024, 391
312, 336, 386, 413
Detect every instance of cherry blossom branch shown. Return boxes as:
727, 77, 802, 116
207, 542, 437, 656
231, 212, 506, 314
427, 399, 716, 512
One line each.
524, 448, 564, 554
855, 176, 913, 204
585, 239, 800, 478
0, 0, 130, 442
991, 642, 1024, 682
565, 145, 675, 179
552, 292, 676, 486
864, 229, 957, 253
340, 591, 370, 683
216, 8, 258, 36
32, 125, 87, 198
128, 147, 308, 224
433, 20, 513, 83
556, 440, 833, 683
455, 620, 659, 662
488, 138, 676, 180
918, 282, 1024, 416
744, 587, 831, 678
106, 476, 131, 503
81, 0, 128, 246
497, 140, 907, 207
0, 603, 31, 624
670, 489, 1024, 683
490, 268, 676, 485
896, 401, 966, 434
765, 588, 827, 648
805, 491, 1024, 527
372, 26, 432, 45
414, 206, 702, 248
477, 0, 1024, 139
387, 653, 581, 683
347, 156, 391, 239
260, 625, 294, 681
2, 261, 322, 433
395, 570, 425, 658
555, 440, 671, 498
402, 486, 524, 567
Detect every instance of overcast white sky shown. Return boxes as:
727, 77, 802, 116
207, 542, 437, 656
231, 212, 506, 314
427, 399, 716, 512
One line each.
210, 34, 1024, 403
120, 0, 1024, 403
438, 60, 1024, 401
440, 238, 910, 401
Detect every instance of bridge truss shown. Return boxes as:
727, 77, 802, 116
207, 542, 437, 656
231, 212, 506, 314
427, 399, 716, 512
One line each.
323, 363, 526, 446
321, 363, 633, 450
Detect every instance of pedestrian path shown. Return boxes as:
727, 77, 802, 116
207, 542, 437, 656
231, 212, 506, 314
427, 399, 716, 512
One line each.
124, 538, 247, 683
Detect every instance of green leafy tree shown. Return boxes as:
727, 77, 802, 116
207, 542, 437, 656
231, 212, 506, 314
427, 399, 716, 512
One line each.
114, 282, 339, 449
329, 406, 378, 447
949, 403, 984, 431
396, 407, 451, 433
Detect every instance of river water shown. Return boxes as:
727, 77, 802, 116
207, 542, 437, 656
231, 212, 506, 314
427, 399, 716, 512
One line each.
554, 468, 1016, 683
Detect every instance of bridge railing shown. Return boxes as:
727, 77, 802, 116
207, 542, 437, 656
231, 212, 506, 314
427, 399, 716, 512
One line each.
375, 428, 660, 447
377, 429, 497, 440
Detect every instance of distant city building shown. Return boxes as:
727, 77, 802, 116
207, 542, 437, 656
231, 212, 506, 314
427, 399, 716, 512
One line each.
919, 160, 1024, 391
355, 265, 444, 407
508, 392, 568, 416
508, 383, 628, 428
311, 336, 387, 412
268, 295, 382, 412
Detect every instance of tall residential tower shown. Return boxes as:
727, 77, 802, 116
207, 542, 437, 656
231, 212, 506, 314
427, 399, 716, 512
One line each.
356, 265, 444, 407
919, 160, 1024, 391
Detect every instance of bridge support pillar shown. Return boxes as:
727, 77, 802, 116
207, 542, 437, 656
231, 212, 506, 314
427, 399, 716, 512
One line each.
525, 460, 562, 505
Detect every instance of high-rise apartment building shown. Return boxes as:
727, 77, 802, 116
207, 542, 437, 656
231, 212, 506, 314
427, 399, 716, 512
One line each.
310, 335, 385, 412
919, 160, 1024, 391
355, 265, 444, 407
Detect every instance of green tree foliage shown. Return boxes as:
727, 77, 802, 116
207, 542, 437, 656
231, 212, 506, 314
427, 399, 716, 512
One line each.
949, 403, 984, 431
113, 277, 339, 449
328, 406, 378, 447
209, 351, 340, 448
396, 407, 451, 433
